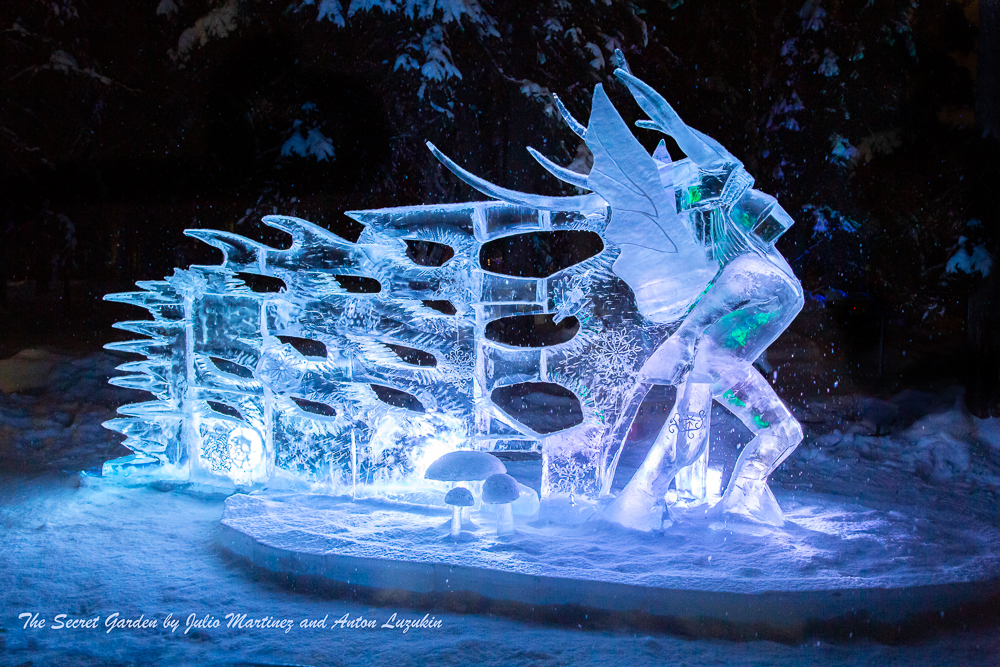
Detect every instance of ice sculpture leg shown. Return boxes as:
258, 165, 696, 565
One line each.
601, 378, 713, 530
603, 253, 803, 528
674, 420, 711, 505
715, 365, 802, 525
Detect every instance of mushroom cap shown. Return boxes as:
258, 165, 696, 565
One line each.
444, 486, 474, 507
425, 450, 506, 482
482, 473, 521, 504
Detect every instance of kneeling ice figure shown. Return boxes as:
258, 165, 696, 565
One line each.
430, 51, 803, 527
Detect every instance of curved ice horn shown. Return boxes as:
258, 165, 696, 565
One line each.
426, 141, 604, 212
689, 127, 736, 164
635, 119, 665, 133
611, 64, 727, 168
551, 93, 587, 139
526, 146, 591, 190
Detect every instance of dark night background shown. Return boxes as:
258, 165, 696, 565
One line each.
1, 0, 997, 413
3, 3, 1000, 663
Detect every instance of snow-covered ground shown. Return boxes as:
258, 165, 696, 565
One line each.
2, 350, 1000, 665
221, 484, 1000, 595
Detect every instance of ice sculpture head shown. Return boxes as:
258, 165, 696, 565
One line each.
609, 52, 793, 251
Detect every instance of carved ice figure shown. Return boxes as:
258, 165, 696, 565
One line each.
429, 51, 803, 527
104, 52, 801, 528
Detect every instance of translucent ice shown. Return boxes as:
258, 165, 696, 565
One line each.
105, 52, 802, 528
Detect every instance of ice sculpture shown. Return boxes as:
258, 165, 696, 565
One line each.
425, 50, 803, 527
104, 50, 802, 529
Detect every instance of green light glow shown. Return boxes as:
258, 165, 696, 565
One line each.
734, 208, 754, 229
722, 310, 777, 348
723, 389, 745, 407
682, 186, 703, 208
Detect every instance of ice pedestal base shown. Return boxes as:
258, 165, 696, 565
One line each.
218, 491, 1000, 641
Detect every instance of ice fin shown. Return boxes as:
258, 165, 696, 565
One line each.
652, 139, 672, 163
109, 374, 169, 395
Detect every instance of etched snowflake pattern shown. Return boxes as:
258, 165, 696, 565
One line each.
257, 344, 305, 393
440, 346, 475, 396
547, 454, 598, 496
591, 328, 641, 388
278, 437, 317, 472
553, 276, 590, 322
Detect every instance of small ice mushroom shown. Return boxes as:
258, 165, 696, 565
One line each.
444, 487, 474, 538
482, 473, 520, 536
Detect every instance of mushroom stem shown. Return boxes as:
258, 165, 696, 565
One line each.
496, 503, 514, 536
451, 506, 462, 538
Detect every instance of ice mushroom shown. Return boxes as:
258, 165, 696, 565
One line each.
482, 473, 521, 536
424, 450, 507, 483
444, 487, 474, 538
425, 450, 507, 524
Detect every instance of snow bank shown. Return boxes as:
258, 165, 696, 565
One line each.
0, 350, 131, 471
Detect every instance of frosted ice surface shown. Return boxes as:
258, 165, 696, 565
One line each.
105, 53, 802, 529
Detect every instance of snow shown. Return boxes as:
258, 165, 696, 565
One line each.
3, 350, 1000, 663
174, 1, 239, 61
281, 121, 337, 162
221, 484, 1000, 595
3, 473, 998, 665
818, 49, 839, 77
0, 349, 58, 394
946, 242, 993, 277
303, 0, 346, 26
799, 0, 827, 31
0, 352, 129, 473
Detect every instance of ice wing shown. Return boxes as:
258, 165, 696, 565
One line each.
585, 84, 688, 254
585, 85, 715, 322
